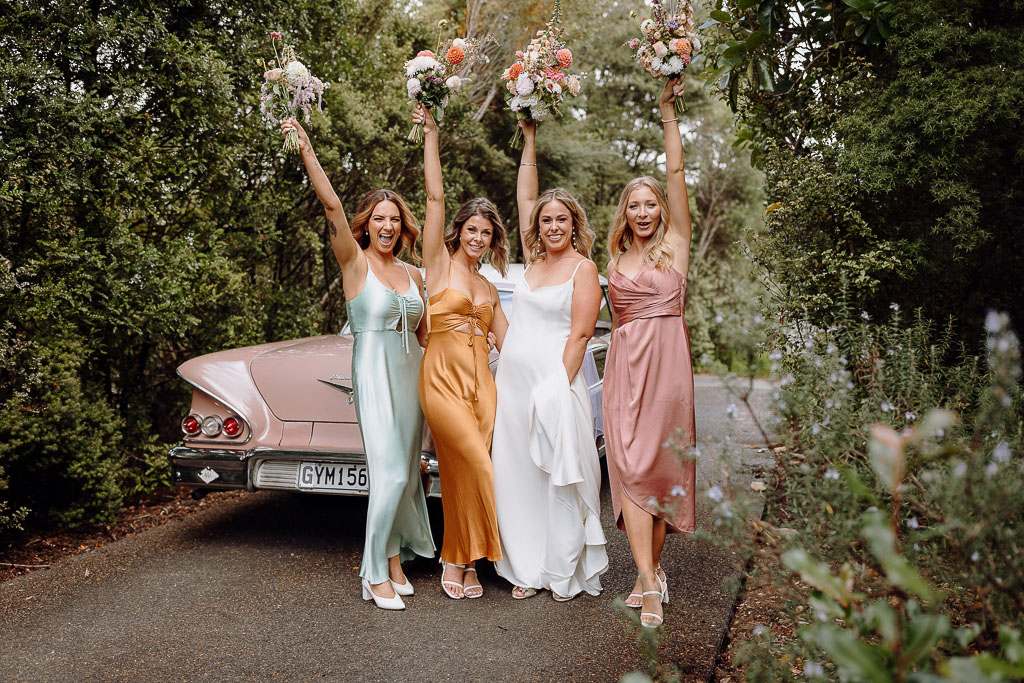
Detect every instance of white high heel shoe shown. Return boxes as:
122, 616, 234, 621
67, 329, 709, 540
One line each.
657, 566, 669, 604
390, 576, 414, 596
362, 578, 405, 610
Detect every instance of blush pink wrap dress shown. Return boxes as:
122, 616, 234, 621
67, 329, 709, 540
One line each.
603, 263, 696, 534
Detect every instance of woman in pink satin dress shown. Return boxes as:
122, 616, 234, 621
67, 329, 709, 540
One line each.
603, 78, 695, 629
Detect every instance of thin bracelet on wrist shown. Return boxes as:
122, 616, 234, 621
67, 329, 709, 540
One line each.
661, 117, 679, 124
520, 162, 537, 167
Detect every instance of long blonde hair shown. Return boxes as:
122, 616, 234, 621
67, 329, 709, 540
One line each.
350, 189, 421, 263
523, 188, 595, 262
445, 197, 509, 276
608, 176, 674, 269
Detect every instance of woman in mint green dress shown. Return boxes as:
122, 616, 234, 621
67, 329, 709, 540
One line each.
283, 118, 434, 611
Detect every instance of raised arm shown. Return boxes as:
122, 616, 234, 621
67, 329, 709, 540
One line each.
283, 118, 361, 271
516, 120, 539, 259
563, 260, 601, 381
659, 79, 692, 276
415, 104, 448, 293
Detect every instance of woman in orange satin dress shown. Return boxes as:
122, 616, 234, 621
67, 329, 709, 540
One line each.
412, 105, 510, 600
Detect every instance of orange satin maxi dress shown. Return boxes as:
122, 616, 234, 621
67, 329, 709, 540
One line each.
418, 285, 503, 565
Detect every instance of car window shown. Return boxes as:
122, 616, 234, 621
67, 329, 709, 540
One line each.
590, 345, 607, 379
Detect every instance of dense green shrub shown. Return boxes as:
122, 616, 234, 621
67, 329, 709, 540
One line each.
713, 306, 1022, 679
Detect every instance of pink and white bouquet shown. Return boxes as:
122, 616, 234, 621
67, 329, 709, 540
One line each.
625, 0, 701, 112
404, 31, 488, 142
502, 0, 583, 149
259, 31, 328, 153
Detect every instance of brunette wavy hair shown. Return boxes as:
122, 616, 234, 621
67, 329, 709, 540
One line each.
608, 176, 675, 269
523, 188, 595, 262
349, 189, 421, 263
444, 197, 509, 276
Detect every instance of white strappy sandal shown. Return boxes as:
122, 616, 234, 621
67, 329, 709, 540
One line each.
463, 566, 483, 599
440, 560, 465, 600
640, 590, 664, 629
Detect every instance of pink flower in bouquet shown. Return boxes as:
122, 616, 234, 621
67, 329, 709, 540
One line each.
264, 68, 283, 82
503, 63, 524, 80
628, 38, 640, 49
653, 41, 669, 58
543, 68, 564, 82
675, 38, 692, 56
270, 31, 281, 41
555, 48, 572, 68
417, 50, 435, 57
566, 75, 581, 96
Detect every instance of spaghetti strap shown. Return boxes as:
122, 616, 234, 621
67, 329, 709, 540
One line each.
402, 261, 415, 290
570, 259, 587, 280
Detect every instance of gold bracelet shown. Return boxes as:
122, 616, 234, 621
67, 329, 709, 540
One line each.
661, 117, 679, 124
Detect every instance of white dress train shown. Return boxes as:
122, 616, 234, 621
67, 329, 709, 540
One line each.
491, 261, 608, 597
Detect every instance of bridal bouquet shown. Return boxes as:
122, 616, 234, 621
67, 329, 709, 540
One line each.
259, 31, 328, 153
502, 0, 583, 149
404, 29, 488, 141
625, 0, 701, 112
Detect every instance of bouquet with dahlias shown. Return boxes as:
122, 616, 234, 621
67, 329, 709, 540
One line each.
405, 27, 488, 142
625, 0, 700, 112
259, 31, 328, 153
502, 0, 583, 149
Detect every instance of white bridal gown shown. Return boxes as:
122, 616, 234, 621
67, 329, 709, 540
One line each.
492, 261, 608, 598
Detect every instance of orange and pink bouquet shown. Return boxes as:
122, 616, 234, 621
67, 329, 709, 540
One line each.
405, 25, 489, 141
625, 0, 701, 112
501, 0, 583, 149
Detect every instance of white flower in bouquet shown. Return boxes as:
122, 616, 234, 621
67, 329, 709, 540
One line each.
516, 72, 535, 96
566, 75, 581, 96
405, 55, 442, 77
452, 38, 466, 49
653, 41, 669, 58
445, 75, 462, 92
285, 60, 309, 85
544, 79, 562, 95
662, 56, 683, 76
407, 78, 422, 97
641, 18, 654, 32
264, 68, 284, 82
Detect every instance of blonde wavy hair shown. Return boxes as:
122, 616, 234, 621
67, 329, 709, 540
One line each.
350, 189, 421, 263
444, 197, 509, 276
524, 188, 595, 262
608, 176, 675, 269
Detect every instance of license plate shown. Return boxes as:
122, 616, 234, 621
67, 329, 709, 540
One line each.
297, 462, 368, 492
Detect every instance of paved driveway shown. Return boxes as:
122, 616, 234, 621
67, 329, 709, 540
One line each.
0, 375, 774, 682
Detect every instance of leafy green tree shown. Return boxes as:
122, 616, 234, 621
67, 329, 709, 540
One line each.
701, 0, 1024, 335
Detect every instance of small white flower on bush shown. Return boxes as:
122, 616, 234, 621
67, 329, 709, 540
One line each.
953, 461, 967, 477
804, 661, 825, 676
826, 343, 837, 354
993, 441, 1011, 463
861, 311, 870, 320
812, 423, 821, 435
986, 461, 998, 478
906, 516, 919, 529
905, 411, 917, 421
804, 338, 814, 349
825, 468, 840, 480
752, 623, 766, 636
715, 312, 724, 323
971, 551, 980, 562
890, 302, 900, 311
881, 400, 894, 412
707, 485, 724, 502
985, 309, 1008, 334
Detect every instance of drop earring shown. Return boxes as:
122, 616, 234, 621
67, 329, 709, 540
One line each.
571, 229, 577, 251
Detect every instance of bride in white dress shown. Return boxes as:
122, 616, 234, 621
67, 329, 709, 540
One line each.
491, 120, 608, 600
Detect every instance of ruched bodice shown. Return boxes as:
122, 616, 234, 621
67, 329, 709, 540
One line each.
427, 288, 493, 341
604, 262, 696, 534
348, 265, 424, 352
609, 264, 684, 326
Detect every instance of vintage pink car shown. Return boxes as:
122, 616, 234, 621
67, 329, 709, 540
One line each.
169, 266, 611, 499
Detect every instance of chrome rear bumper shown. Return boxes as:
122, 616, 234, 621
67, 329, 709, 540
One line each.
169, 446, 441, 498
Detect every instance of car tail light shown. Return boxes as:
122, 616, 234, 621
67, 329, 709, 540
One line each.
182, 415, 201, 436
222, 416, 242, 438
201, 415, 223, 437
